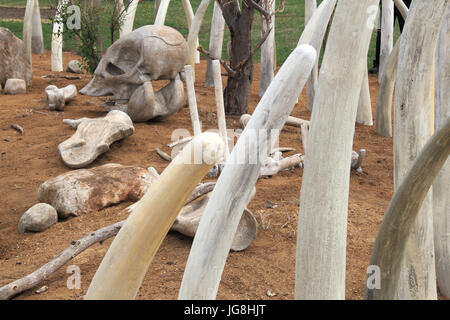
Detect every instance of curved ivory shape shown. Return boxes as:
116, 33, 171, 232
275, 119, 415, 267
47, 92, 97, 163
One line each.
51, 0, 67, 72
297, 0, 338, 108
304, 0, 317, 110
205, 1, 225, 86
295, 0, 380, 300
356, 65, 373, 125
375, 39, 400, 137
259, 0, 276, 97
184, 65, 202, 136
178, 45, 316, 300
212, 60, 230, 160
240, 113, 310, 129
393, 0, 447, 300
181, 0, 200, 63
393, 0, 408, 19
154, 0, 170, 26
85, 132, 224, 300
23, 0, 33, 64
120, 0, 139, 37
32, 0, 44, 54
433, 6, 450, 298
379, 0, 394, 83
187, 0, 212, 78
366, 117, 450, 300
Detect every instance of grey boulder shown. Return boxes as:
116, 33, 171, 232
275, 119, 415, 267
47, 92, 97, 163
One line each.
18, 203, 58, 233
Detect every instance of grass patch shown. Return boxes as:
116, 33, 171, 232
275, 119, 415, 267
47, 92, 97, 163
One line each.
0, 0, 402, 68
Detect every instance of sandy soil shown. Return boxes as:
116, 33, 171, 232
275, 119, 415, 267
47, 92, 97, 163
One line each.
0, 50, 402, 300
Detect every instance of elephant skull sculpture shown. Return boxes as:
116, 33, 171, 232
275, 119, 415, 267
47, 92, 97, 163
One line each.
80, 25, 188, 122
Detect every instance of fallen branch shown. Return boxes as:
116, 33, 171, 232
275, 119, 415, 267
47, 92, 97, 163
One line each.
11, 124, 24, 135
0, 182, 216, 300
41, 74, 82, 80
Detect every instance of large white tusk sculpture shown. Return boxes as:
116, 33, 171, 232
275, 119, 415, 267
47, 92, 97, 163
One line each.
433, 5, 450, 299
295, 0, 380, 300
178, 45, 316, 300
85, 132, 224, 299
366, 116, 450, 300
204, 1, 225, 86
393, 0, 447, 300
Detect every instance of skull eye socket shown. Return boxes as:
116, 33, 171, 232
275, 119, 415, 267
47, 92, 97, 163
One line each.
106, 63, 125, 76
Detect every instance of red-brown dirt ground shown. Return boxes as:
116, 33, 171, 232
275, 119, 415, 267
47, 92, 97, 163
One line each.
0, 51, 438, 300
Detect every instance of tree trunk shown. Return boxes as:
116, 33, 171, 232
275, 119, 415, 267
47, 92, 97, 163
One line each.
393, 0, 447, 300
433, 5, 450, 298
295, 0, 379, 300
223, 5, 255, 115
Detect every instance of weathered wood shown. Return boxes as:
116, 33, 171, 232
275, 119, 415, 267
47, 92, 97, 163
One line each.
304, 0, 317, 110
205, 1, 225, 87
393, 0, 447, 300
184, 65, 202, 136
85, 133, 224, 299
366, 116, 450, 300
295, 0, 379, 300
187, 0, 212, 79
375, 39, 400, 137
433, 6, 450, 298
50, 0, 67, 72
259, 0, 276, 97
120, 0, 139, 37
178, 45, 316, 300
356, 65, 373, 125
212, 59, 230, 160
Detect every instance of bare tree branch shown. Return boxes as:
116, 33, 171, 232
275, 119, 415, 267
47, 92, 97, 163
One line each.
198, 45, 237, 77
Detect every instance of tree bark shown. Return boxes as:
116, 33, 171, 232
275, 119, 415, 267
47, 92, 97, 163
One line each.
51, 0, 67, 72
433, 5, 450, 298
295, 0, 379, 300
178, 45, 316, 300
366, 116, 450, 300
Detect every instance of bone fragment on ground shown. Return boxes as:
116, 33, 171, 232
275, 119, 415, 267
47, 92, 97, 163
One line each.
171, 192, 257, 252
45, 84, 77, 111
37, 163, 159, 219
58, 110, 135, 168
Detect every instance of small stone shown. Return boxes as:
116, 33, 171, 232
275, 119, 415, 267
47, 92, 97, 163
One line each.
266, 289, 277, 297
66, 60, 83, 74
4, 79, 26, 94
18, 203, 58, 234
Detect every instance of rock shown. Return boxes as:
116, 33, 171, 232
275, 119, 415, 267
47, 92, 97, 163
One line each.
4, 79, 26, 95
37, 163, 159, 218
18, 203, 58, 233
58, 110, 135, 168
66, 60, 83, 74
0, 27, 32, 87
